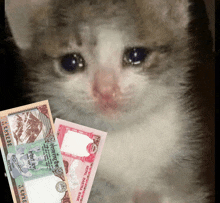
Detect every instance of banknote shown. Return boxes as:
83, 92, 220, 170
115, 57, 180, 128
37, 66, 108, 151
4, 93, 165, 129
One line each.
0, 101, 72, 203
54, 118, 107, 203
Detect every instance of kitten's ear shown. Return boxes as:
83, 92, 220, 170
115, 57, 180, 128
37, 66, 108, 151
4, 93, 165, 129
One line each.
162, 0, 190, 29
135, 0, 190, 30
5, 0, 50, 50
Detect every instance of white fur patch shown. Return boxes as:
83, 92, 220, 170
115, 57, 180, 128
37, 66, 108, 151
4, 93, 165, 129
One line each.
96, 27, 124, 70
97, 99, 182, 190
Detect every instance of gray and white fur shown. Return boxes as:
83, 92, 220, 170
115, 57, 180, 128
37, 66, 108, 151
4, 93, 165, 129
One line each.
6, 0, 210, 202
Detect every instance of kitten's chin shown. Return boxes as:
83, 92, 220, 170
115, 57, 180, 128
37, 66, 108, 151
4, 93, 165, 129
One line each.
95, 102, 122, 120
93, 95, 131, 121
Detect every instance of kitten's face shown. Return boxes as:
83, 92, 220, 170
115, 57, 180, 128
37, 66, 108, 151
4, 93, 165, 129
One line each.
54, 22, 144, 115
7, 0, 190, 130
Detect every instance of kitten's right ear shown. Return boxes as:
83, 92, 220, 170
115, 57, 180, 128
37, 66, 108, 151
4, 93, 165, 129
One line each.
5, 0, 50, 50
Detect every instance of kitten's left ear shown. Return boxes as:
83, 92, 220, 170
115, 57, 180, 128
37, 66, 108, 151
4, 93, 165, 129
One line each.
163, 0, 191, 30
135, 0, 191, 31
5, 0, 50, 50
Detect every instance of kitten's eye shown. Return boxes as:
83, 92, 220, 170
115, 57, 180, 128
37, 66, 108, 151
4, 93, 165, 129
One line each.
60, 53, 85, 72
123, 47, 149, 66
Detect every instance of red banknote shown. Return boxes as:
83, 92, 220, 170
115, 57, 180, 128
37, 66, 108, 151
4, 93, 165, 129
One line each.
54, 118, 107, 203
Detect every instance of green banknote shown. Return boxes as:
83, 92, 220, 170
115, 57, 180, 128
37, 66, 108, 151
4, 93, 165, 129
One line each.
0, 100, 72, 203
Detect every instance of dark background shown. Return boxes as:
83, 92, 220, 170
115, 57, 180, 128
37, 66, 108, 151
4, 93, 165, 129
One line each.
0, 0, 216, 202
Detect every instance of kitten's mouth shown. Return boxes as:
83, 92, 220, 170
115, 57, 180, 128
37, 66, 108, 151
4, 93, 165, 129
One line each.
99, 99, 118, 110
92, 92, 127, 119
92, 85, 129, 119
95, 97, 120, 117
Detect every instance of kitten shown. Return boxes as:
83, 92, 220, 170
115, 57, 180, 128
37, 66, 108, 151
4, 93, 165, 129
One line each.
5, 0, 211, 202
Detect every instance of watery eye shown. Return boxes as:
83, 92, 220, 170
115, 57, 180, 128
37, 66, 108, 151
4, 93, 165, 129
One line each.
123, 47, 149, 66
60, 53, 85, 72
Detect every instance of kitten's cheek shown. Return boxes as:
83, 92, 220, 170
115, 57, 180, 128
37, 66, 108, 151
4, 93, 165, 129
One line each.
92, 70, 121, 111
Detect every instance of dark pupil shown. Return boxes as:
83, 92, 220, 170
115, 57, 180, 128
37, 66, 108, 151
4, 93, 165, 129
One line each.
61, 53, 84, 72
127, 48, 148, 65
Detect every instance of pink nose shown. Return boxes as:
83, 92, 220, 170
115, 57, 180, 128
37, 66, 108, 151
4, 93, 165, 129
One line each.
92, 70, 120, 102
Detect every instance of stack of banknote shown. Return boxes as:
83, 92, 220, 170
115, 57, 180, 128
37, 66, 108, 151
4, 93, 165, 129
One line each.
0, 100, 107, 203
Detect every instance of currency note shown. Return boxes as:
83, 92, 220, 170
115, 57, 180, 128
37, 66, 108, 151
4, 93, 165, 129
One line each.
54, 118, 107, 203
0, 101, 72, 203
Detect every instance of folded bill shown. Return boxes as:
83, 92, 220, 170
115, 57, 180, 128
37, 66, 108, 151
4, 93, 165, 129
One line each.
54, 118, 107, 203
0, 101, 72, 203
